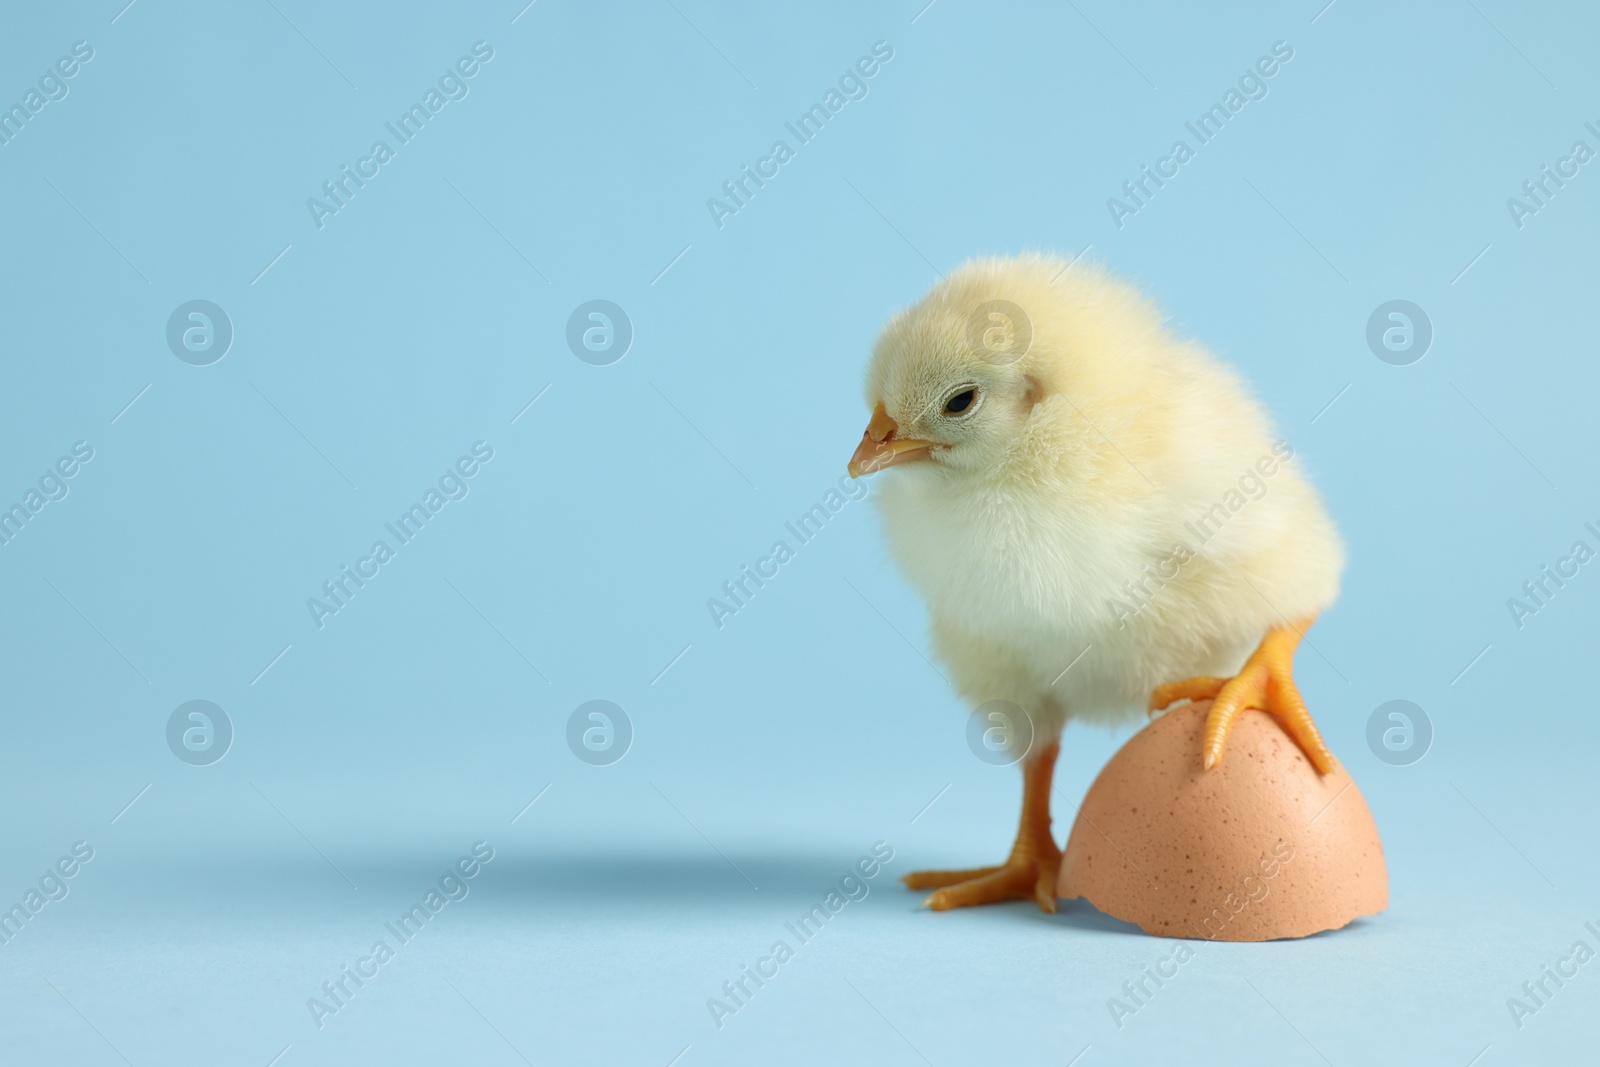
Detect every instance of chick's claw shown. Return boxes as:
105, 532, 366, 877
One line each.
1150, 619, 1336, 775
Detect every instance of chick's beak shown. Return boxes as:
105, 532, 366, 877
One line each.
848, 402, 934, 478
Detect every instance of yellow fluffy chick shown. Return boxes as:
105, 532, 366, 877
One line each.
847, 254, 1343, 912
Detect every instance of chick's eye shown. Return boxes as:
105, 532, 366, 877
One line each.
943, 388, 977, 414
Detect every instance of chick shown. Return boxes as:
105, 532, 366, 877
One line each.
847, 254, 1343, 912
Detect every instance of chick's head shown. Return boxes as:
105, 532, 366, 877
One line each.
849, 268, 1055, 480
849, 253, 1191, 505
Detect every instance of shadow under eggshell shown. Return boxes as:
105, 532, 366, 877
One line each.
1057, 701, 1387, 942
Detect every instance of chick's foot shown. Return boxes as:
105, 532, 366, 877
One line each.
1150, 618, 1336, 774
903, 740, 1062, 912
912, 842, 1062, 912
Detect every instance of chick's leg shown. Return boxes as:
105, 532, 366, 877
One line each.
1150, 617, 1335, 774
901, 740, 1061, 912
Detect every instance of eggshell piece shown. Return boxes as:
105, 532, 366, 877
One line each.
1057, 700, 1387, 941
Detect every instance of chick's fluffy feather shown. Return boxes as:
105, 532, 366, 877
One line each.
866, 255, 1342, 736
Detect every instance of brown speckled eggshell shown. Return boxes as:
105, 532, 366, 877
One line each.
1057, 701, 1387, 941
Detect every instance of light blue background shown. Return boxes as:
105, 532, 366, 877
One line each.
2, 1, 1596, 1064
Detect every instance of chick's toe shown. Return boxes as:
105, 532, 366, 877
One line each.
1153, 618, 1336, 774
